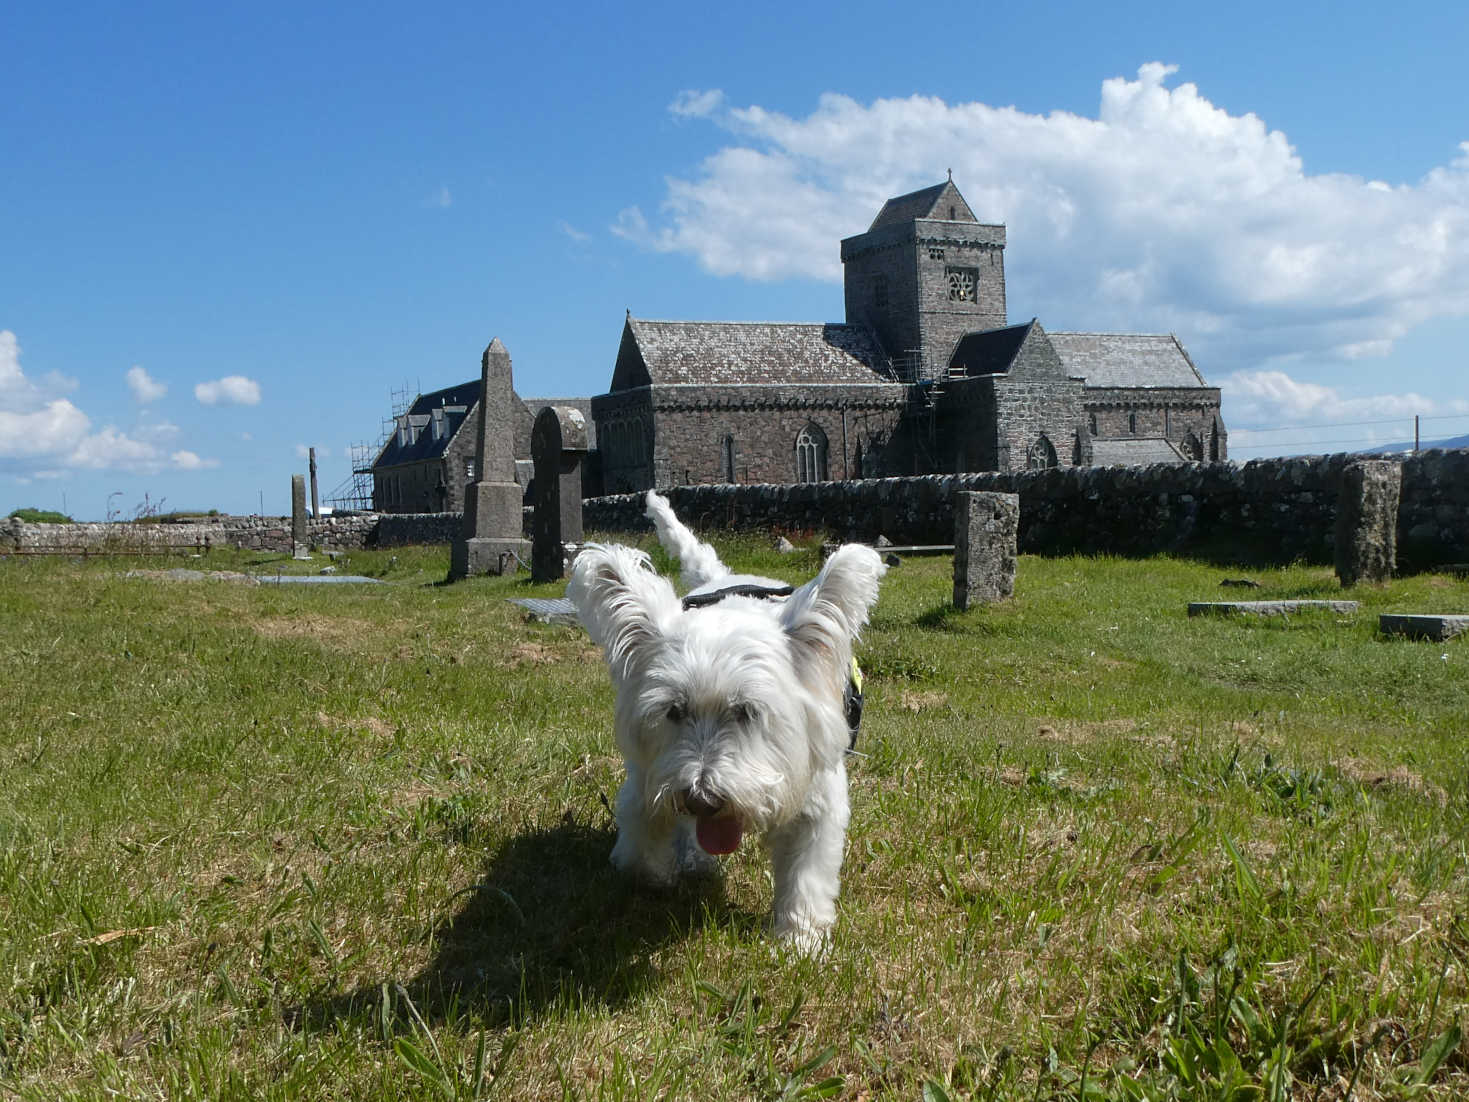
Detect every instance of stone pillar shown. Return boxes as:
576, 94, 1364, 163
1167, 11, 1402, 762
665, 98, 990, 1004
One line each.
1335, 459, 1402, 587
450, 338, 531, 578
531, 406, 590, 583
954, 491, 1019, 609
308, 447, 320, 518
291, 474, 309, 559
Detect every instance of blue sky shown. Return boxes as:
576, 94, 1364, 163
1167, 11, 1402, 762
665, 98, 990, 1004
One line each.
4, 1, 1468, 518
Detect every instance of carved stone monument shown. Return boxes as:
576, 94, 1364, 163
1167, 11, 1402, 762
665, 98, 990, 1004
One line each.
291, 474, 309, 559
531, 405, 589, 583
954, 490, 1019, 609
450, 338, 531, 578
1334, 459, 1401, 587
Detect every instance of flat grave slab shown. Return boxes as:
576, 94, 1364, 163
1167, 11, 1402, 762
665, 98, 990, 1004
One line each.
1379, 614, 1469, 641
256, 574, 384, 585
509, 597, 580, 625
1188, 600, 1360, 617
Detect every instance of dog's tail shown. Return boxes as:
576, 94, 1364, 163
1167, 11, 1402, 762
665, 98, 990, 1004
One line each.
645, 491, 729, 590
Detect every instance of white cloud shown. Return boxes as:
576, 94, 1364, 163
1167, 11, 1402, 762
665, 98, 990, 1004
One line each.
1, 330, 77, 409
1, 331, 227, 475
1222, 369, 1469, 425
65, 426, 167, 470
670, 88, 725, 119
170, 450, 218, 470
425, 185, 453, 209
0, 399, 93, 460
195, 375, 262, 406
558, 219, 591, 243
295, 443, 329, 459
126, 365, 167, 403
620, 66, 1469, 370
0, 330, 93, 460
1221, 368, 1469, 453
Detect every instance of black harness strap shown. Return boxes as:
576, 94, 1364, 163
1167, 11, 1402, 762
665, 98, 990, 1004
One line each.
681, 582, 794, 610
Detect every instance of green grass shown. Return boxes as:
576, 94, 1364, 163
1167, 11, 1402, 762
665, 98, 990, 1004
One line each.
2, 540, 1467, 1100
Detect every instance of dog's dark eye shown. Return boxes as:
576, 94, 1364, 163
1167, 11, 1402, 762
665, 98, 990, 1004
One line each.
731, 702, 754, 724
666, 702, 687, 723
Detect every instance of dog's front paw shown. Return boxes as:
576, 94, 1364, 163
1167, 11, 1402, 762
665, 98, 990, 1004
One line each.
611, 833, 678, 888
773, 915, 832, 957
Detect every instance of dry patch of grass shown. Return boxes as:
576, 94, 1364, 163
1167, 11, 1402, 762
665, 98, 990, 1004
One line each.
250, 613, 381, 648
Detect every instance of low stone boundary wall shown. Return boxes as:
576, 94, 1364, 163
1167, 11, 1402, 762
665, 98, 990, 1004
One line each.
7, 450, 1465, 568
583, 449, 1469, 569
4, 513, 381, 556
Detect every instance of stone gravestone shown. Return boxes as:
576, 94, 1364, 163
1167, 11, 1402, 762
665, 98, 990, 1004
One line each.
450, 338, 531, 578
953, 490, 1019, 609
1334, 459, 1401, 587
530, 405, 589, 583
291, 474, 309, 559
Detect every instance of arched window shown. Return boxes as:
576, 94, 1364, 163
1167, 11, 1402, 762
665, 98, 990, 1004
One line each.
795, 423, 829, 483
1088, 412, 1098, 436
722, 434, 736, 483
1026, 435, 1058, 470
1128, 411, 1138, 434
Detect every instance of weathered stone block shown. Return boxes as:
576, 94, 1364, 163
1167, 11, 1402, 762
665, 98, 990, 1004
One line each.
1334, 460, 1401, 587
953, 490, 1018, 609
291, 475, 309, 559
531, 405, 589, 583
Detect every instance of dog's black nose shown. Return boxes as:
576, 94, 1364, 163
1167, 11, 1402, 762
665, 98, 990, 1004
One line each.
683, 789, 725, 818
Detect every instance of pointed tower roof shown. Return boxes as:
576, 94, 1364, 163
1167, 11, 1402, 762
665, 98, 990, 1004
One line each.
868, 179, 978, 231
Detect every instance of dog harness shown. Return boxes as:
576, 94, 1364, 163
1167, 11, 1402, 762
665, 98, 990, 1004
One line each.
681, 582, 865, 751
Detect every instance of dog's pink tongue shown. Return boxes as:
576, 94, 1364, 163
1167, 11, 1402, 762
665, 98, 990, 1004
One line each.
696, 817, 743, 856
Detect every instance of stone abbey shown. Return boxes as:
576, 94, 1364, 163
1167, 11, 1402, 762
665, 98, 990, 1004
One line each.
592, 178, 1225, 493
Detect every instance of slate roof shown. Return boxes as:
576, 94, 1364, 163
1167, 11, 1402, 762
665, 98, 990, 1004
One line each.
1091, 438, 1187, 466
947, 322, 1034, 376
868, 179, 978, 230
372, 380, 478, 468
1048, 333, 1208, 389
615, 318, 892, 388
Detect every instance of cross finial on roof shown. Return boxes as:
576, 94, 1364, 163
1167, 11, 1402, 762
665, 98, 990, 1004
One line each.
947, 167, 952, 182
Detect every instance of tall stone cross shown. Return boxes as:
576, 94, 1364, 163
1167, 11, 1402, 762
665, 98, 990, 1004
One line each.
449, 338, 531, 578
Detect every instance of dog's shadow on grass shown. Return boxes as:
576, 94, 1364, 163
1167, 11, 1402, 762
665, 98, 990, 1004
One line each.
292, 817, 752, 1033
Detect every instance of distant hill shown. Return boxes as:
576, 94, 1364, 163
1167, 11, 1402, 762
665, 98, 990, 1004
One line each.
1361, 433, 1469, 455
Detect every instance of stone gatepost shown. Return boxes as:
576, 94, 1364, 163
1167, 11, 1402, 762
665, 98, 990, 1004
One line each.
1335, 459, 1402, 587
450, 338, 531, 578
291, 474, 309, 559
531, 405, 589, 583
954, 490, 1019, 609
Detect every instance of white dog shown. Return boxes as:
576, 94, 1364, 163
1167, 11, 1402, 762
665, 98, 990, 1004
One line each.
567, 492, 885, 951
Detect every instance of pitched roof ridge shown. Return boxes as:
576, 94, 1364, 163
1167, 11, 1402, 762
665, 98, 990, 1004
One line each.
1049, 330, 1174, 338
632, 317, 854, 327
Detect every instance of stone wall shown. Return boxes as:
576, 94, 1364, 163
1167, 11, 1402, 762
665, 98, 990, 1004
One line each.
4, 511, 427, 556
1398, 449, 1469, 570
9, 450, 1464, 568
581, 449, 1469, 570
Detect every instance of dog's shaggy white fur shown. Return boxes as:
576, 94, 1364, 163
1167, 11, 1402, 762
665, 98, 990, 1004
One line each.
567, 492, 886, 951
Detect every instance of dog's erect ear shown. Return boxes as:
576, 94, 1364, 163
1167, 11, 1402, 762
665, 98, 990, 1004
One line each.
567, 543, 681, 682
779, 544, 886, 681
